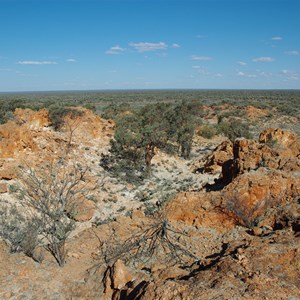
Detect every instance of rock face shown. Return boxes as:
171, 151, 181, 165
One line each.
102, 259, 135, 299
259, 127, 299, 151
14, 108, 51, 129
123, 230, 300, 300
203, 140, 233, 175
0, 120, 299, 299
0, 121, 37, 158
221, 168, 300, 226
164, 191, 235, 232
201, 128, 300, 184
109, 127, 300, 299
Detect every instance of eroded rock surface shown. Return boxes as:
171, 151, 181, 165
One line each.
0, 117, 299, 299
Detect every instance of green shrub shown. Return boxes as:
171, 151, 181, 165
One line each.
48, 105, 83, 130
0, 204, 39, 259
217, 119, 252, 141
198, 125, 218, 139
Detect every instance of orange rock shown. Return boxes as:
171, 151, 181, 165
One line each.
61, 107, 114, 140
111, 259, 134, 290
72, 199, 96, 222
0, 159, 18, 180
165, 191, 236, 232
222, 168, 300, 226
245, 105, 269, 120
204, 140, 233, 175
0, 183, 8, 193
14, 108, 51, 129
0, 121, 36, 157
259, 128, 300, 157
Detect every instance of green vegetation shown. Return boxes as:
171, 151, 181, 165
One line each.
1, 89, 300, 124
0, 159, 97, 267
217, 119, 253, 141
48, 105, 83, 130
101, 102, 196, 182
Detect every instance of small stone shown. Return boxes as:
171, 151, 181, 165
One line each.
0, 183, 8, 193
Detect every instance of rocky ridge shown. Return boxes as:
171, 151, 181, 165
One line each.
0, 108, 299, 299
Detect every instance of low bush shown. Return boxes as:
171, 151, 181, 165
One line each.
198, 125, 218, 139
217, 119, 252, 141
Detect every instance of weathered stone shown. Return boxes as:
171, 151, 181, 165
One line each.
72, 199, 96, 222
204, 140, 233, 175
0, 183, 8, 193
0, 160, 18, 180
14, 108, 51, 129
222, 168, 300, 226
111, 259, 134, 290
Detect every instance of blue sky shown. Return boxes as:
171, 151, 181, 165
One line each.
0, 0, 299, 91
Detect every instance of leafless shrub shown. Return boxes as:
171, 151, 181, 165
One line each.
100, 217, 198, 267
10, 156, 102, 266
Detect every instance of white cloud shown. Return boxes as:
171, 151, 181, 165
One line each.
280, 69, 299, 80
191, 55, 212, 61
193, 66, 210, 75
171, 43, 180, 48
129, 42, 167, 52
196, 35, 206, 39
259, 71, 273, 77
237, 61, 247, 66
17, 61, 58, 65
237, 71, 257, 78
252, 57, 274, 62
66, 58, 77, 62
285, 50, 300, 56
271, 36, 283, 40
106, 45, 126, 55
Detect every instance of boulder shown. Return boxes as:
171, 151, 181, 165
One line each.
111, 259, 134, 290
222, 168, 300, 227
204, 140, 233, 175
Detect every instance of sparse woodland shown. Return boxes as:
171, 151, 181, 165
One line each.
0, 90, 299, 299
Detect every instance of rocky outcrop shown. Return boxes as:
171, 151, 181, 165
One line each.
14, 108, 51, 129
61, 107, 114, 141
232, 128, 300, 176
259, 127, 300, 157
245, 105, 269, 120
120, 230, 300, 300
199, 128, 300, 183
164, 191, 235, 232
222, 168, 300, 227
203, 140, 233, 175
0, 119, 299, 299
0, 121, 37, 158
102, 259, 137, 299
